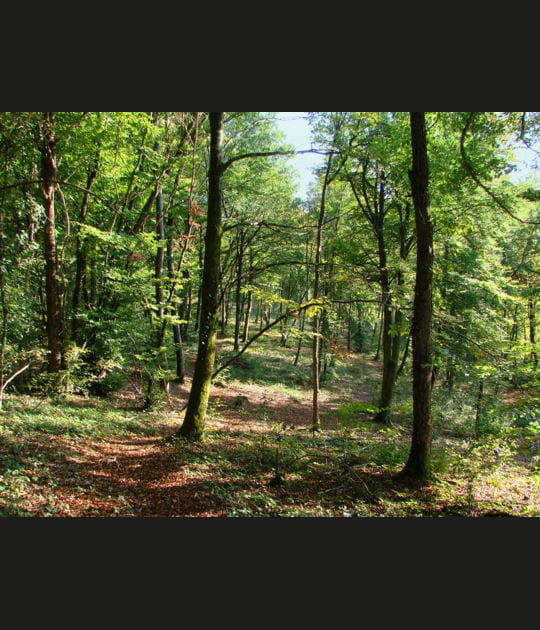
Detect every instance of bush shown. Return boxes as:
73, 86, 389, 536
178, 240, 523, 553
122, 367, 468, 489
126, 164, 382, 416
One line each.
335, 401, 380, 431
88, 371, 127, 397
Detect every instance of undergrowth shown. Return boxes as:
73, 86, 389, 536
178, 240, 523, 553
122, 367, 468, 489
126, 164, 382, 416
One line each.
0, 332, 538, 517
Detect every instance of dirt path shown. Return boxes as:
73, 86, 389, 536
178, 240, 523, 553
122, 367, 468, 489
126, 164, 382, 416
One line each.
74, 371, 370, 516
58, 349, 380, 517
71, 433, 222, 516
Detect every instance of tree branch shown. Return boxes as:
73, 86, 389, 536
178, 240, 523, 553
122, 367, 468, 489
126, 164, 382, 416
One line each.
460, 112, 539, 225
221, 149, 335, 172
212, 302, 315, 379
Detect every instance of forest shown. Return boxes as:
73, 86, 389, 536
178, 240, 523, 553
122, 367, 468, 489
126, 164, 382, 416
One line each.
0, 111, 538, 517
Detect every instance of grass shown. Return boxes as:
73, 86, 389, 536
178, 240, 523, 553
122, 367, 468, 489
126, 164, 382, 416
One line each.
1, 395, 162, 439
0, 394, 164, 517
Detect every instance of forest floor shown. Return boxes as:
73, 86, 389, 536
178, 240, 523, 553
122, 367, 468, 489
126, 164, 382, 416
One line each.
1, 334, 539, 517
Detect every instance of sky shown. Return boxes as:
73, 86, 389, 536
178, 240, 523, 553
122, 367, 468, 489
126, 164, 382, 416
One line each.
273, 112, 539, 197
274, 112, 324, 199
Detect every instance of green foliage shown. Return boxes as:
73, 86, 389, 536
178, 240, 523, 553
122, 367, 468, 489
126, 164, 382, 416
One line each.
1, 396, 160, 440
335, 401, 380, 429
497, 397, 540, 428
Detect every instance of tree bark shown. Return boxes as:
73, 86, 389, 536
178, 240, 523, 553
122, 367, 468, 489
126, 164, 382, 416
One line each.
402, 112, 434, 480
177, 112, 224, 439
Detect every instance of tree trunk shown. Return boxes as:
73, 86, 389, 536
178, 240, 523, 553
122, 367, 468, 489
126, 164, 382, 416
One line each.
347, 303, 352, 352
373, 310, 383, 361
143, 189, 167, 408
312, 152, 333, 431
475, 379, 484, 438
0, 208, 8, 398
220, 282, 227, 337
233, 228, 244, 351
166, 215, 185, 383
40, 112, 62, 373
242, 289, 253, 343
177, 112, 224, 440
374, 230, 395, 421
72, 156, 99, 342
194, 242, 204, 334
259, 299, 264, 331
373, 175, 403, 424
375, 308, 400, 423
155, 189, 165, 324
402, 112, 434, 480
182, 278, 192, 343
528, 292, 537, 364
395, 329, 411, 379
293, 310, 305, 366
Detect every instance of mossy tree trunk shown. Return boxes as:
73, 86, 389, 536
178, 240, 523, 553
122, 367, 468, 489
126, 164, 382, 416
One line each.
402, 112, 434, 480
177, 112, 224, 439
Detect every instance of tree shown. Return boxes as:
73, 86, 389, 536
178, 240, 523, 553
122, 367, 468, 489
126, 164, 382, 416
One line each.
401, 112, 434, 480
311, 151, 334, 430
177, 112, 224, 439
176, 112, 302, 439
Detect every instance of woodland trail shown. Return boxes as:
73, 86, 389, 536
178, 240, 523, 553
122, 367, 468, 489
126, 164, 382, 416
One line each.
75, 370, 372, 517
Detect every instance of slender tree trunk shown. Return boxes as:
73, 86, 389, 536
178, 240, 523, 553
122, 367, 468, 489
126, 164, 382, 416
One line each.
293, 310, 306, 366
241, 251, 254, 343
528, 292, 537, 364
347, 303, 352, 352
373, 309, 383, 361
510, 304, 519, 342
155, 189, 165, 323
395, 329, 411, 379
373, 176, 403, 423
40, 112, 62, 373
166, 215, 185, 383
0, 208, 8, 397
233, 228, 244, 351
475, 379, 484, 438
144, 189, 166, 407
402, 112, 434, 480
375, 308, 400, 423
220, 281, 227, 337
181, 276, 192, 343
72, 156, 99, 342
355, 304, 365, 353
259, 299, 264, 331
312, 152, 333, 431
374, 234, 395, 421
177, 112, 224, 440
194, 242, 204, 334
294, 237, 311, 366
242, 290, 253, 343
